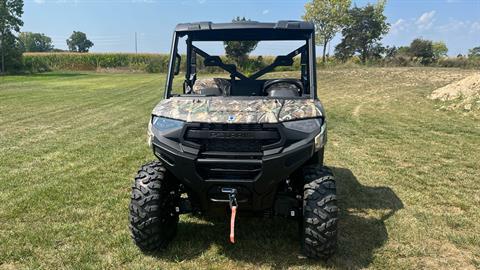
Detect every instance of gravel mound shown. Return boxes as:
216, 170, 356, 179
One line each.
429, 73, 480, 111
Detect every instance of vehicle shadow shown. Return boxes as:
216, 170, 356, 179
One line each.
150, 167, 403, 269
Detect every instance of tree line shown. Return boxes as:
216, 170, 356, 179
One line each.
17, 31, 94, 53
1, 0, 94, 73
302, 0, 479, 65
1, 0, 479, 74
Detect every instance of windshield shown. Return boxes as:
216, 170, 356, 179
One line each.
166, 35, 316, 99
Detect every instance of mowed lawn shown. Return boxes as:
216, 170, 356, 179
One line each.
0, 68, 479, 269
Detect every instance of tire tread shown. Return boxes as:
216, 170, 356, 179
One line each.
129, 161, 178, 251
302, 165, 338, 259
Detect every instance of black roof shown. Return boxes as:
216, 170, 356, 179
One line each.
175, 21, 314, 41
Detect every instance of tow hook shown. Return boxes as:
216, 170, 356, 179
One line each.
221, 188, 238, 244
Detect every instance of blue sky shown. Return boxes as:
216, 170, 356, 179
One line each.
23, 0, 480, 56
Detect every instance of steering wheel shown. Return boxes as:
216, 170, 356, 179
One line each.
263, 79, 304, 94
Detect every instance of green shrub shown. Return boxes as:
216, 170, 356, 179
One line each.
436, 57, 480, 69
145, 58, 164, 73
23, 54, 50, 73
21, 52, 480, 74
22, 53, 172, 73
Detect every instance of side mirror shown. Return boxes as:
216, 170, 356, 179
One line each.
174, 53, 181, 75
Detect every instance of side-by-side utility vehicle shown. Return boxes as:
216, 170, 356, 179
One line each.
129, 21, 338, 259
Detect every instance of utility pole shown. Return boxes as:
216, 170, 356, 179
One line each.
135, 32, 138, 54
0, 0, 4, 75
0, 32, 4, 75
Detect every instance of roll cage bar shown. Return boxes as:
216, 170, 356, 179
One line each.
184, 44, 307, 93
164, 25, 318, 99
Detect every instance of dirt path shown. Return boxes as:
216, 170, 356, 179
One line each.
352, 104, 362, 118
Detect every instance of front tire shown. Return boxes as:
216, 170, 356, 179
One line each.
129, 161, 179, 251
301, 165, 338, 259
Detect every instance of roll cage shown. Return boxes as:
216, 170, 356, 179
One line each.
164, 21, 318, 99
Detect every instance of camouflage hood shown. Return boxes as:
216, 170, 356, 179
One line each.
152, 97, 324, 124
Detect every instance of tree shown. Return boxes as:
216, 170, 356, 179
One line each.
223, 17, 258, 68
468, 46, 480, 58
432, 41, 448, 60
66, 31, 94, 52
367, 42, 386, 60
19, 32, 54, 52
0, 0, 24, 73
384, 45, 397, 59
334, 1, 389, 63
396, 46, 411, 56
303, 0, 351, 63
409, 38, 433, 65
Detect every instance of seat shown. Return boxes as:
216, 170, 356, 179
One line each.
192, 78, 231, 95
264, 80, 301, 97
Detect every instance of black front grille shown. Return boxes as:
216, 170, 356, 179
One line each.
204, 139, 262, 152
197, 162, 261, 180
184, 123, 281, 154
183, 123, 282, 181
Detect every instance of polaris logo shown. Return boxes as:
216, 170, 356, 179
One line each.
227, 115, 236, 123
208, 131, 255, 139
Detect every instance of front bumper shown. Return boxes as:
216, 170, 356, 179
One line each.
151, 122, 324, 212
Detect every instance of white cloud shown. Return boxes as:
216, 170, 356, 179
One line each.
416, 10, 436, 31
132, 0, 156, 2
388, 16, 437, 36
197, 0, 206, 4
262, 9, 269, 15
471, 22, 480, 33
435, 19, 480, 34
390, 18, 408, 34
53, 0, 79, 4
437, 19, 466, 32
33, 0, 157, 4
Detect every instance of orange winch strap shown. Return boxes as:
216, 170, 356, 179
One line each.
230, 206, 237, 244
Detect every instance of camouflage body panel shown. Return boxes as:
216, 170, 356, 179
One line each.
278, 99, 323, 121
152, 97, 323, 124
192, 78, 231, 95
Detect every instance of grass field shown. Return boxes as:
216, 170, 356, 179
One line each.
1, 68, 479, 269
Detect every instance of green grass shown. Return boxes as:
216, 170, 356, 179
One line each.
1, 68, 479, 269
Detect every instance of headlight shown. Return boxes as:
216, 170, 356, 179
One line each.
151, 116, 184, 133
314, 123, 327, 150
282, 118, 323, 133
147, 120, 154, 147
